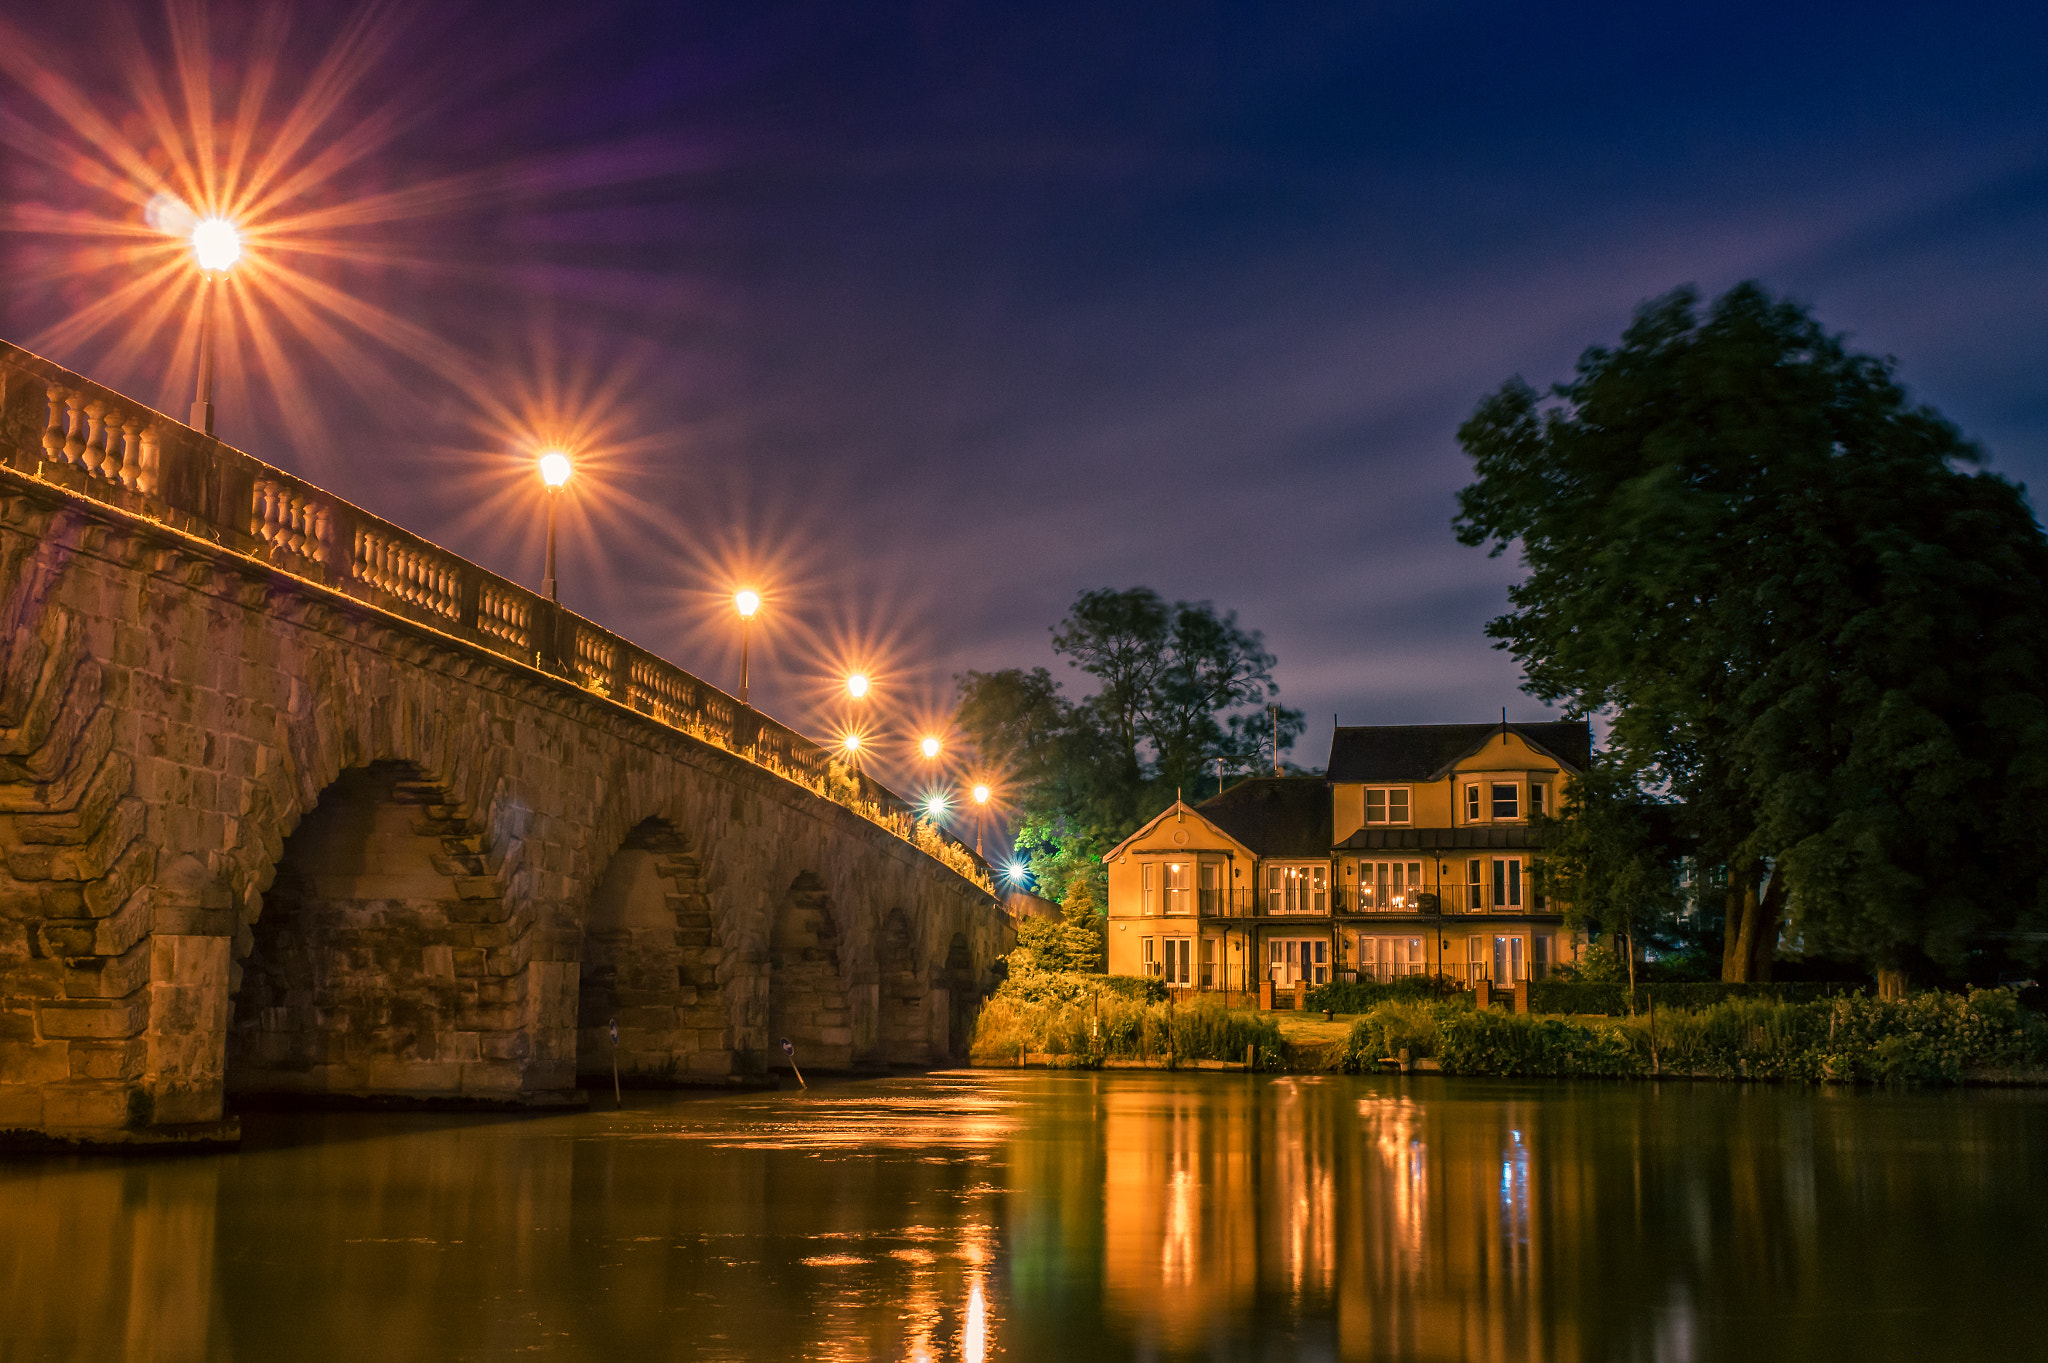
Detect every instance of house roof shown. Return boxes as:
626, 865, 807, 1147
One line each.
1100, 799, 1258, 863
1325, 721, 1592, 783
1193, 777, 1332, 859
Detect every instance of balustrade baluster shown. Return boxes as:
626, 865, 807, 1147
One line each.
137, 426, 160, 495
42, 386, 67, 461
115, 416, 141, 489
61, 393, 86, 466
83, 402, 111, 479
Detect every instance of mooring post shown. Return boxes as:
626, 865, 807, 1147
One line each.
608, 1017, 621, 1108
780, 1036, 807, 1090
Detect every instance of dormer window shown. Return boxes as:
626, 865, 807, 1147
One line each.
1464, 784, 1481, 821
1364, 787, 1410, 824
1492, 783, 1520, 820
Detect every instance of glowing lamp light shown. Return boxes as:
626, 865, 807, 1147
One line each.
920, 736, 942, 759
538, 450, 572, 488
842, 733, 862, 754
972, 783, 991, 805
846, 673, 870, 699
190, 216, 241, 273
1006, 860, 1028, 882
734, 589, 761, 619
924, 795, 948, 819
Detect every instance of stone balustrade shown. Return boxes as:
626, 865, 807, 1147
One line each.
0, 342, 959, 869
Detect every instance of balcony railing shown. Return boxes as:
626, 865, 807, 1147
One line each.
0, 343, 994, 894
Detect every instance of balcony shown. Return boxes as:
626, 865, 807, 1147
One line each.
1197, 889, 1258, 918
1338, 887, 1441, 915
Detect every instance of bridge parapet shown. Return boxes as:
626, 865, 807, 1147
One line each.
0, 343, 990, 894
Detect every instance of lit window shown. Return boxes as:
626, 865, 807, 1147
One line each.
1165, 862, 1191, 914
1492, 784, 1519, 819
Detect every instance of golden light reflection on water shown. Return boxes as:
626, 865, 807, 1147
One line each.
2, 1076, 2046, 1361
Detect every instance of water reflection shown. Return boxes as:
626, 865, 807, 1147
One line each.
2, 1076, 2045, 1360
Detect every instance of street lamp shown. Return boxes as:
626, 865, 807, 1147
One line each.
920, 735, 942, 760
924, 793, 948, 821
188, 216, 240, 436
537, 449, 571, 602
972, 782, 991, 857
734, 589, 760, 704
846, 673, 870, 700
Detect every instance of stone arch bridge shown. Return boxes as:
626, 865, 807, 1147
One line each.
0, 344, 1014, 1147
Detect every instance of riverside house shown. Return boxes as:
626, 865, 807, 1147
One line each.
1102, 721, 1591, 995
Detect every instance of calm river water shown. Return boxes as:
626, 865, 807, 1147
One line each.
4, 1073, 2045, 1362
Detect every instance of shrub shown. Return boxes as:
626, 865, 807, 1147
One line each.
971, 990, 1282, 1066
1340, 999, 1468, 1071
1433, 1008, 1645, 1077
1306, 975, 1462, 1014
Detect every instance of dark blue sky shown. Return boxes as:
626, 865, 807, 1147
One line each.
8, 1, 2048, 785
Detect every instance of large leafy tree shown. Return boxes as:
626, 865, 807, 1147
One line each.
1456, 282, 2048, 994
957, 587, 1303, 902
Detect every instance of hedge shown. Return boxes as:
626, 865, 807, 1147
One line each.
1340, 988, 2048, 1082
1525, 979, 1860, 1017
1304, 976, 1463, 1014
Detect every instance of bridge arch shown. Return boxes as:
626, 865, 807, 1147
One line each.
576, 817, 739, 1084
226, 760, 543, 1103
768, 872, 855, 1072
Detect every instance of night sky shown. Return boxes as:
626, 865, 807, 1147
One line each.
6, 1, 2047, 794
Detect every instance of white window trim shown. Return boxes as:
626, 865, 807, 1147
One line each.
1363, 785, 1412, 826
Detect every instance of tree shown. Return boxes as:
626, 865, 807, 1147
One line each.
1535, 752, 1688, 991
956, 586, 1304, 903
1456, 282, 2048, 995
1011, 880, 1108, 975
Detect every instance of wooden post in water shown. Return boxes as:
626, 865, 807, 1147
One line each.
780, 1036, 807, 1090
607, 1017, 621, 1108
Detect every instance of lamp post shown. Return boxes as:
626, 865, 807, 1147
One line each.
920, 735, 941, 761
188, 216, 240, 436
972, 782, 991, 857
734, 590, 760, 704
537, 450, 571, 602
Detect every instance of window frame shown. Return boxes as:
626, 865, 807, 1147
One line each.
1363, 786, 1411, 825
1464, 783, 1482, 822
1491, 782, 1520, 820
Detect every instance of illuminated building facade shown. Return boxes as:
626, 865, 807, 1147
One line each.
1102, 722, 1590, 989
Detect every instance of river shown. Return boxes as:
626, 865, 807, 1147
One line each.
3, 1072, 2043, 1361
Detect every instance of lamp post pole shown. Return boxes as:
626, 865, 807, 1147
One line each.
185, 217, 240, 436
542, 486, 560, 603
190, 271, 219, 436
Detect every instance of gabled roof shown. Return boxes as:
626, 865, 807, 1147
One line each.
1101, 800, 1257, 863
1192, 777, 1332, 859
1325, 721, 1591, 783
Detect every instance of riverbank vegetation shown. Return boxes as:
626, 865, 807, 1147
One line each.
970, 984, 1284, 1067
1341, 988, 2048, 1083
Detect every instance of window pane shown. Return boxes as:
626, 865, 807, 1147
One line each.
1508, 860, 1522, 907
1493, 859, 1506, 906
1366, 789, 1386, 822
1465, 785, 1480, 819
1530, 784, 1546, 814
1492, 783, 1519, 819
1389, 788, 1410, 823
